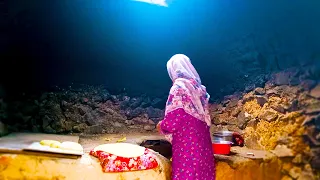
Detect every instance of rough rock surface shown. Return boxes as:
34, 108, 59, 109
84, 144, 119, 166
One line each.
0, 85, 165, 135
209, 67, 320, 178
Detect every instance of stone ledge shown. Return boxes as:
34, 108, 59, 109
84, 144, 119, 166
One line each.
0, 151, 171, 180
0, 147, 283, 180
215, 147, 283, 180
0, 133, 316, 180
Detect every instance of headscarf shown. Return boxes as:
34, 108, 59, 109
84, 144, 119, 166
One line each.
165, 54, 211, 126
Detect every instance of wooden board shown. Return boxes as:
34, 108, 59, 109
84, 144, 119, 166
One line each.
24, 142, 84, 156
0, 132, 80, 158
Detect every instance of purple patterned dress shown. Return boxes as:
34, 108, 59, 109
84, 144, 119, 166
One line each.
160, 108, 215, 180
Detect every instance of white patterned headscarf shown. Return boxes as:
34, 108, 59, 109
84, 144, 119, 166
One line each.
166, 54, 211, 126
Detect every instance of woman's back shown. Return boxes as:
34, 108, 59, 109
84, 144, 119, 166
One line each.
165, 108, 215, 180
158, 54, 215, 180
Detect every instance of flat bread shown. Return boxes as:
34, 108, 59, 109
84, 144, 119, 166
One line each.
93, 143, 146, 158
60, 141, 83, 152
39, 140, 83, 152
40, 140, 61, 148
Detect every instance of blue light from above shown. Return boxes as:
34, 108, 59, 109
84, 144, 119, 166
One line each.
131, 0, 169, 7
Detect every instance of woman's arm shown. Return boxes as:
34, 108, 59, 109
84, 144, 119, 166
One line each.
158, 86, 188, 134
158, 108, 185, 134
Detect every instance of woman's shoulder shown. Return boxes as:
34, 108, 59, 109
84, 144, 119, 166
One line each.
169, 84, 187, 96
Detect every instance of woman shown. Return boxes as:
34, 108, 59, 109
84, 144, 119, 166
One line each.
157, 54, 215, 180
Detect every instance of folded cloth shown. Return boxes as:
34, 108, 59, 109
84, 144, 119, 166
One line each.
232, 132, 244, 147
90, 148, 159, 172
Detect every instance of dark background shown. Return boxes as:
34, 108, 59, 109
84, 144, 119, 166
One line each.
1, 0, 320, 99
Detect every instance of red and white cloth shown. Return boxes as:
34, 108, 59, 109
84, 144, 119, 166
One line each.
90, 148, 159, 172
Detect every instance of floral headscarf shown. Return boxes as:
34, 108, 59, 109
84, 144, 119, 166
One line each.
166, 54, 211, 126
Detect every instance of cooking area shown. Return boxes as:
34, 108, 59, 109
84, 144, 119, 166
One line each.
0, 124, 304, 180
1, 77, 320, 179
0, 131, 284, 180
1, 76, 320, 179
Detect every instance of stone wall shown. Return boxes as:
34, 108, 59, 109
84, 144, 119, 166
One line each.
0, 66, 319, 178
209, 67, 320, 179
0, 85, 165, 135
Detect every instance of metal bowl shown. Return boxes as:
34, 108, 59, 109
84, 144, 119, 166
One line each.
212, 140, 233, 144
212, 131, 233, 142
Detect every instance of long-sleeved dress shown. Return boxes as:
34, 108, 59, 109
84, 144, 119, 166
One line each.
159, 108, 215, 180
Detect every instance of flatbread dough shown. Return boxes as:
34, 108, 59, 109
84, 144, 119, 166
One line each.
40, 140, 83, 152
60, 141, 83, 152
93, 143, 146, 158
40, 140, 61, 148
